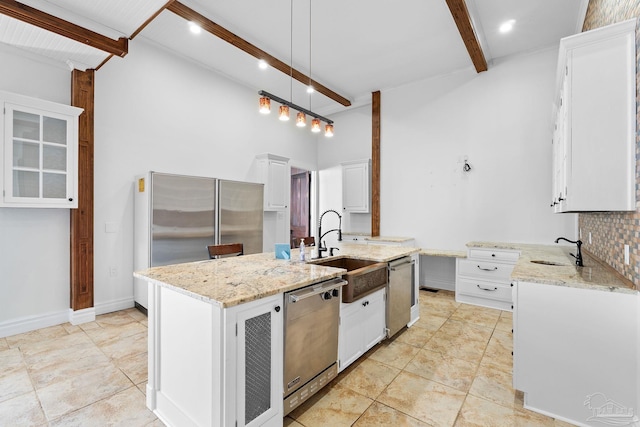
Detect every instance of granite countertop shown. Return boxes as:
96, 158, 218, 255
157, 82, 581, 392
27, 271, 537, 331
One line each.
467, 241, 636, 294
419, 248, 467, 258
134, 243, 419, 308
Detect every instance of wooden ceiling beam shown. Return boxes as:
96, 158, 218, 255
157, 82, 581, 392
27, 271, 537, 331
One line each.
167, 1, 351, 107
445, 0, 487, 73
0, 0, 128, 57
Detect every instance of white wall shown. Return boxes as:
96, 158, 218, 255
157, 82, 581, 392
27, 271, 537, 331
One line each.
0, 38, 318, 333
318, 105, 373, 238
0, 47, 72, 331
93, 39, 317, 311
319, 47, 576, 250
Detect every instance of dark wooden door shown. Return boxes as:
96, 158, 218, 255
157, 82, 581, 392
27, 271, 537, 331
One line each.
290, 169, 310, 247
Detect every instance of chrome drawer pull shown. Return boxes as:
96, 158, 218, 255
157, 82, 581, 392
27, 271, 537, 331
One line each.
477, 265, 498, 272
477, 285, 498, 291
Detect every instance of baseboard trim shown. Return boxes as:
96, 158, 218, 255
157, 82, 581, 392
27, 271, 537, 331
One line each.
95, 297, 135, 316
68, 307, 95, 325
0, 309, 69, 338
0, 296, 136, 338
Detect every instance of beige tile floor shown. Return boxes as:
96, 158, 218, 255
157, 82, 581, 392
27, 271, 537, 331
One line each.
0, 290, 575, 426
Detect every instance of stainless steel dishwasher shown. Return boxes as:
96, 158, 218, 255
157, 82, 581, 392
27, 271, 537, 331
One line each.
283, 277, 346, 416
387, 256, 415, 337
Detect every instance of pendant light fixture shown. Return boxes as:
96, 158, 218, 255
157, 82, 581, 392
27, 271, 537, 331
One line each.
279, 105, 290, 121
259, 96, 271, 114
296, 111, 306, 127
257, 0, 334, 136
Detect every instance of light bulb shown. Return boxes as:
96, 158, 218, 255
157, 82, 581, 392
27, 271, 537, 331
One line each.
307, 85, 314, 94
188, 22, 202, 34
258, 60, 268, 70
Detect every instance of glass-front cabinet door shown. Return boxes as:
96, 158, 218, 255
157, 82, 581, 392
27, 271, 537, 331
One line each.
2, 94, 82, 208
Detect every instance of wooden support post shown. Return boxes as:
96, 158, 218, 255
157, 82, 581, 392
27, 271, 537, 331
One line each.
372, 91, 381, 237
70, 69, 95, 311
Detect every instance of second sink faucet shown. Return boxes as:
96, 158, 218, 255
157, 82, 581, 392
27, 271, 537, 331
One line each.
317, 209, 342, 259
554, 237, 584, 267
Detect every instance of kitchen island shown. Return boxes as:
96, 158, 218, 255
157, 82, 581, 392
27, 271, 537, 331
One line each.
134, 243, 419, 427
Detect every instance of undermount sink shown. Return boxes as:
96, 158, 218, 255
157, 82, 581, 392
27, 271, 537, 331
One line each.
310, 257, 388, 303
530, 260, 569, 266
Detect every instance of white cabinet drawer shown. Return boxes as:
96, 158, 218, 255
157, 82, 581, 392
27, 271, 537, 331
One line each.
458, 259, 515, 282
456, 277, 513, 303
468, 248, 519, 263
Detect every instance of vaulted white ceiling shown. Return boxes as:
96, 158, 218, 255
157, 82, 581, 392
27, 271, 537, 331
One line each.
0, 0, 588, 114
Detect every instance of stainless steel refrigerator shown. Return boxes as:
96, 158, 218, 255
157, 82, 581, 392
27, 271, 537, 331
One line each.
134, 172, 264, 309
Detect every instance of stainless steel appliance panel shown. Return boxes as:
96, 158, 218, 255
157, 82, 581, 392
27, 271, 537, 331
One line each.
283, 278, 345, 406
151, 173, 216, 266
386, 256, 414, 337
218, 180, 264, 255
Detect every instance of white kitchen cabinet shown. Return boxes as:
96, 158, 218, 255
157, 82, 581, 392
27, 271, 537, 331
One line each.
0, 91, 82, 208
227, 294, 283, 427
456, 247, 519, 311
256, 153, 289, 211
146, 282, 283, 427
512, 281, 637, 425
341, 159, 370, 213
551, 19, 636, 212
338, 287, 386, 372
341, 234, 368, 244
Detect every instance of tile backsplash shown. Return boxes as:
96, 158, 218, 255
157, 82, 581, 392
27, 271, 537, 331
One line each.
579, 0, 640, 288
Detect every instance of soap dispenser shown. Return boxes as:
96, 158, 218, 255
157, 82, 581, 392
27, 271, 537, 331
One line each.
299, 238, 306, 262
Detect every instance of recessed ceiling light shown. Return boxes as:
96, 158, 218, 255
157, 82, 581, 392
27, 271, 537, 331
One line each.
306, 85, 314, 94
258, 60, 268, 70
189, 22, 202, 34
499, 19, 516, 34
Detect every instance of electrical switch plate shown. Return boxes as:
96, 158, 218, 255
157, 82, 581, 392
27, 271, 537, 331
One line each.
589, 232, 592, 244
624, 245, 629, 265
109, 267, 118, 277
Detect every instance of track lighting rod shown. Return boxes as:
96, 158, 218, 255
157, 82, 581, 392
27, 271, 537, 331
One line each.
258, 90, 333, 124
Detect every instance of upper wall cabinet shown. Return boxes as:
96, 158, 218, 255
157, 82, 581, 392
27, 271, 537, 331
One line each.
0, 91, 82, 208
255, 153, 290, 211
342, 159, 371, 213
551, 19, 636, 213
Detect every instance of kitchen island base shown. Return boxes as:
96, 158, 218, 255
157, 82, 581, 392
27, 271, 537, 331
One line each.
146, 281, 283, 427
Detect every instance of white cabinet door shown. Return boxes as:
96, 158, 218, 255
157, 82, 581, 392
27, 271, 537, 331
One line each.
362, 289, 386, 351
338, 299, 364, 371
231, 294, 283, 427
512, 281, 637, 425
1, 93, 82, 208
256, 154, 289, 211
341, 159, 370, 213
551, 19, 636, 212
338, 287, 386, 372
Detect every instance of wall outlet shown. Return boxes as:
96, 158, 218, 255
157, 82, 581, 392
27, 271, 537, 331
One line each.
109, 266, 118, 277
624, 245, 629, 265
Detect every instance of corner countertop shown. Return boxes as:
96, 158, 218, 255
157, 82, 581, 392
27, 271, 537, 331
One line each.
467, 241, 636, 294
134, 243, 419, 308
